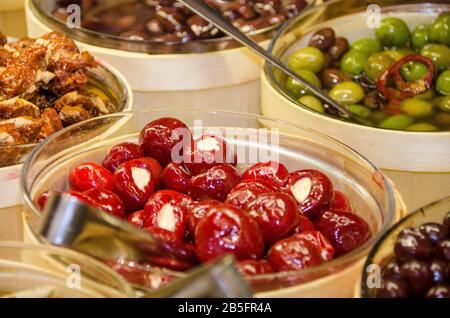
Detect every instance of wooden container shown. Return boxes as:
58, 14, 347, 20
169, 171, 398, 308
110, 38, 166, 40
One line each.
0, 1, 26, 38
25, 0, 318, 113
261, 0, 450, 212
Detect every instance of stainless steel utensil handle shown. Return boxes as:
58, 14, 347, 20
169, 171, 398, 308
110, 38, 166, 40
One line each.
180, 0, 354, 120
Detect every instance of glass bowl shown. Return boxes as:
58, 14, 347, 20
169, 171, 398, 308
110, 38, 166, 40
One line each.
0, 241, 135, 298
360, 196, 450, 298
21, 110, 399, 296
29, 0, 318, 54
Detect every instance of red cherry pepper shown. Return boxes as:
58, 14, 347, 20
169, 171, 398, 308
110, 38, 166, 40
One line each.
376, 54, 435, 100
82, 188, 126, 219
236, 260, 276, 276
69, 162, 113, 192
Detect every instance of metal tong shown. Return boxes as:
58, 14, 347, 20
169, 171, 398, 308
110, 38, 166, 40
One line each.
39, 193, 252, 298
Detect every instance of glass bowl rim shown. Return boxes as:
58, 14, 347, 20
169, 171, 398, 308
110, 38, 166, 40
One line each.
265, 0, 450, 135
0, 240, 136, 297
21, 108, 397, 285
360, 195, 450, 298
29, 0, 318, 54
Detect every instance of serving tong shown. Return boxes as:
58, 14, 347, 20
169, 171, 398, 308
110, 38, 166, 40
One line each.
39, 193, 252, 298
178, 0, 368, 124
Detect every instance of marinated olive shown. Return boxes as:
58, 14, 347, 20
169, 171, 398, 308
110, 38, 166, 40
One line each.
364, 90, 384, 109
435, 112, 450, 126
436, 70, 450, 96
328, 81, 365, 105
375, 17, 411, 48
437, 96, 450, 112
411, 24, 431, 50
429, 12, 450, 46
421, 44, 450, 72
406, 123, 439, 132
400, 61, 429, 82
414, 89, 436, 100
371, 111, 389, 124
309, 27, 335, 51
383, 49, 404, 61
286, 69, 321, 97
379, 114, 414, 130
298, 95, 325, 113
340, 50, 369, 75
364, 53, 395, 81
347, 104, 372, 118
289, 46, 325, 73
350, 38, 381, 56
321, 68, 350, 89
328, 37, 349, 60
400, 98, 434, 118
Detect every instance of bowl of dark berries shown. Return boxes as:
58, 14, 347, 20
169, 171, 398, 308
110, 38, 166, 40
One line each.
360, 196, 450, 298
21, 110, 404, 297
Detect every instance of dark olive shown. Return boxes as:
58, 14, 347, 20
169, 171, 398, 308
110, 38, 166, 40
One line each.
394, 229, 433, 263
444, 212, 450, 230
364, 90, 385, 109
283, 0, 308, 19
155, 6, 187, 33
321, 68, 351, 89
400, 260, 433, 296
146, 18, 164, 35
376, 279, 410, 298
419, 223, 448, 244
429, 259, 448, 284
328, 37, 349, 61
436, 240, 450, 262
309, 27, 336, 51
425, 285, 450, 298
383, 261, 401, 281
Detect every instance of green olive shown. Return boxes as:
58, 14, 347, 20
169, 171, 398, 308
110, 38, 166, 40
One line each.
400, 61, 429, 82
285, 69, 321, 98
375, 17, 411, 48
371, 111, 389, 124
289, 47, 325, 74
340, 50, 369, 75
329, 81, 365, 105
435, 70, 450, 96
430, 12, 450, 46
400, 98, 434, 118
414, 89, 435, 100
350, 38, 381, 56
346, 104, 372, 118
298, 95, 325, 113
406, 123, 439, 132
437, 96, 450, 113
382, 49, 404, 61
379, 114, 414, 130
420, 44, 450, 72
364, 53, 395, 81
411, 24, 431, 50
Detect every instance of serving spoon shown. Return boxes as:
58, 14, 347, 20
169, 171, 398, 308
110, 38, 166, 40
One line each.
179, 0, 366, 124
39, 192, 252, 297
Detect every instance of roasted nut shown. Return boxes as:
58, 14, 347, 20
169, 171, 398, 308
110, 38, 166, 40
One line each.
0, 98, 40, 120
38, 108, 63, 141
59, 105, 91, 126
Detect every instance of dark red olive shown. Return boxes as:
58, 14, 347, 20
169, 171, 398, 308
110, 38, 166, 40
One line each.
444, 212, 450, 231
425, 285, 450, 298
309, 27, 335, 51
321, 68, 351, 89
429, 259, 448, 284
376, 279, 410, 298
419, 222, 448, 244
382, 261, 401, 281
436, 240, 450, 262
394, 229, 433, 263
400, 260, 433, 296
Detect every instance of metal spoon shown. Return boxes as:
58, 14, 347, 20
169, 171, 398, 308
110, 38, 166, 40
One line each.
39, 192, 252, 298
179, 0, 363, 123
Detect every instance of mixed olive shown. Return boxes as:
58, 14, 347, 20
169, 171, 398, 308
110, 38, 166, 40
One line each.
283, 14, 450, 131
36, 117, 373, 278
375, 211, 450, 298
